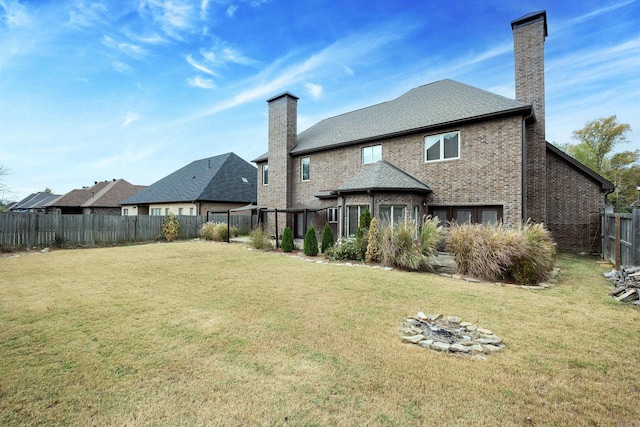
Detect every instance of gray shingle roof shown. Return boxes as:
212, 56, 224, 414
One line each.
336, 161, 431, 194
119, 152, 257, 205
253, 79, 531, 163
293, 79, 530, 155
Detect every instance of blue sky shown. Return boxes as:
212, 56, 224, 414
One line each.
1, 0, 639, 202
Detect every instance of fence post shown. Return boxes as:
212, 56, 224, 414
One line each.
631, 188, 640, 266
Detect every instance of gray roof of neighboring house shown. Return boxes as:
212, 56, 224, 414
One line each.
336, 161, 431, 194
11, 192, 62, 210
119, 152, 257, 205
46, 180, 145, 208
254, 79, 531, 162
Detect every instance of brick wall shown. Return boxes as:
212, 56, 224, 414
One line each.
546, 150, 606, 253
513, 12, 547, 223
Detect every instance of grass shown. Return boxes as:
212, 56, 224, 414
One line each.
1, 242, 639, 426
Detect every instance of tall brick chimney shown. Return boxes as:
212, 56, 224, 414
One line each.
512, 11, 547, 223
266, 92, 298, 212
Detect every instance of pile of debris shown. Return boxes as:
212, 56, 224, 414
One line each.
604, 267, 640, 304
400, 312, 505, 360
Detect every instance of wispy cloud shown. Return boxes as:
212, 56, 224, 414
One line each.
139, 0, 197, 40
558, 0, 638, 30
102, 35, 147, 59
67, 1, 109, 29
305, 82, 322, 99
186, 53, 217, 76
112, 60, 133, 73
226, 5, 238, 17
123, 111, 141, 127
0, 0, 30, 28
186, 76, 216, 89
200, 0, 209, 18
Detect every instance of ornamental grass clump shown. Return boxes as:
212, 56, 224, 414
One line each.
199, 222, 238, 242
281, 227, 295, 252
420, 216, 445, 257
303, 226, 318, 257
446, 221, 555, 284
380, 221, 433, 272
249, 226, 273, 250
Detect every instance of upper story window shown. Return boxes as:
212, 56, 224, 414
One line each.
301, 157, 310, 181
262, 164, 269, 186
362, 145, 382, 164
425, 131, 460, 162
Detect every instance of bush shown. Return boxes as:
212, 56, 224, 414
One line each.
162, 213, 180, 242
320, 224, 334, 253
303, 226, 318, 257
199, 222, 238, 242
326, 238, 362, 261
249, 226, 273, 250
365, 217, 381, 263
380, 221, 432, 271
445, 221, 555, 284
281, 226, 295, 252
420, 216, 445, 257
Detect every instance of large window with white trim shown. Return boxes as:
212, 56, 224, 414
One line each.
425, 131, 460, 162
379, 205, 405, 229
347, 205, 369, 236
362, 145, 382, 164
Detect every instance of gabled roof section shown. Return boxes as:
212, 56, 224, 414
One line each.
291, 79, 531, 156
46, 180, 144, 208
546, 142, 614, 191
12, 192, 62, 210
336, 161, 431, 194
119, 152, 257, 205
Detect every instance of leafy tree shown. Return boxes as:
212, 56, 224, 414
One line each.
44, 188, 54, 194
0, 164, 9, 203
566, 115, 637, 211
161, 213, 180, 242
281, 226, 294, 252
569, 115, 631, 173
303, 226, 318, 256
320, 223, 334, 253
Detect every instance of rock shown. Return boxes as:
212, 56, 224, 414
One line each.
477, 327, 493, 335
431, 342, 450, 352
427, 314, 442, 321
477, 338, 501, 345
460, 321, 473, 327
447, 316, 462, 324
469, 344, 485, 353
418, 339, 434, 348
464, 277, 481, 283
402, 334, 425, 344
450, 344, 471, 353
465, 325, 478, 332
483, 344, 501, 353
416, 311, 427, 320
383, 267, 393, 271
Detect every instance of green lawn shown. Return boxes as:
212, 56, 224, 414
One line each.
1, 241, 639, 426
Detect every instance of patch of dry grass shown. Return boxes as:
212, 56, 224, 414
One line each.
1, 243, 639, 426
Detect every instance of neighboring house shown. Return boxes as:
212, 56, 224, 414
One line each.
10, 192, 62, 212
253, 11, 613, 253
46, 179, 146, 215
119, 152, 257, 216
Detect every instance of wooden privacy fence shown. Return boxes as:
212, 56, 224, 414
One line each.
601, 204, 640, 269
0, 213, 209, 249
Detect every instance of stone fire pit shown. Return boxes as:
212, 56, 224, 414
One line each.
400, 312, 505, 360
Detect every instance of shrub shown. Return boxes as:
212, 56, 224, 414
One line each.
380, 221, 432, 272
249, 226, 273, 250
281, 226, 295, 252
420, 216, 445, 257
199, 222, 238, 242
445, 221, 555, 284
320, 224, 334, 254
326, 238, 362, 261
303, 226, 318, 257
365, 217, 381, 263
162, 213, 180, 242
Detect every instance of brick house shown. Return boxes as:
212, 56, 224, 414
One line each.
119, 152, 257, 216
253, 11, 613, 253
